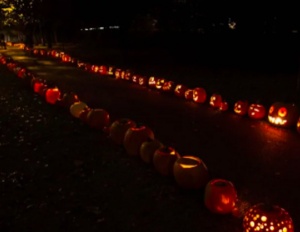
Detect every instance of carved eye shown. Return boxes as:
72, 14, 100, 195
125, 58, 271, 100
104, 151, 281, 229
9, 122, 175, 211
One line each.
278, 107, 287, 117
269, 106, 274, 114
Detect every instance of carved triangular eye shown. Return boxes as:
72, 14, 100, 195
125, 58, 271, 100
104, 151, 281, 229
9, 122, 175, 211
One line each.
278, 107, 287, 117
269, 106, 274, 114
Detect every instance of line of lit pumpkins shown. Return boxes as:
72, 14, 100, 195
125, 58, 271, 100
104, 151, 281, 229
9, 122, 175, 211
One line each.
27, 47, 300, 133
1, 50, 296, 231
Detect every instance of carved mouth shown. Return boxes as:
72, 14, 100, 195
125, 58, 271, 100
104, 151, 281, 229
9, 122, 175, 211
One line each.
268, 116, 287, 125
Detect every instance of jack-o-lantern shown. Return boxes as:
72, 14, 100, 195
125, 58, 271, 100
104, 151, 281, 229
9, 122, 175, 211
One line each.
114, 69, 122, 79
123, 125, 154, 156
91, 65, 99, 73
209, 94, 222, 108
57, 92, 79, 108
248, 103, 266, 120
32, 79, 45, 94
124, 70, 131, 81
219, 101, 229, 111
153, 146, 180, 176
297, 117, 300, 133
62, 54, 71, 62
109, 118, 137, 145
140, 139, 164, 164
45, 87, 61, 104
193, 87, 207, 103
138, 76, 148, 86
70, 101, 89, 118
155, 79, 166, 90
234, 100, 249, 116
184, 89, 193, 100
99, 65, 107, 75
120, 70, 126, 79
174, 84, 188, 98
162, 81, 176, 93
86, 109, 110, 130
204, 179, 237, 214
132, 75, 138, 83
108, 66, 114, 76
148, 76, 158, 88
173, 156, 209, 189
268, 102, 300, 128
243, 203, 294, 232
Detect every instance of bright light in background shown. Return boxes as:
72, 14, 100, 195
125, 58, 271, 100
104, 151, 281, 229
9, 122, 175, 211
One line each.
80, 26, 120, 31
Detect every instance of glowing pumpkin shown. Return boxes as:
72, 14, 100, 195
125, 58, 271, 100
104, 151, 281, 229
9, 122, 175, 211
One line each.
45, 87, 61, 104
132, 75, 138, 83
109, 118, 137, 145
268, 102, 299, 128
184, 89, 193, 100
155, 78, 166, 90
192, 87, 207, 103
138, 76, 148, 86
17, 68, 27, 79
99, 65, 107, 75
243, 203, 294, 232
123, 125, 155, 156
173, 156, 209, 189
148, 76, 158, 88
248, 103, 266, 120
153, 146, 180, 176
124, 70, 131, 81
114, 69, 122, 79
108, 66, 114, 75
204, 179, 237, 214
174, 84, 188, 98
219, 101, 229, 111
234, 100, 249, 116
209, 94, 222, 108
140, 139, 164, 164
86, 109, 110, 130
162, 81, 176, 93
70, 101, 89, 118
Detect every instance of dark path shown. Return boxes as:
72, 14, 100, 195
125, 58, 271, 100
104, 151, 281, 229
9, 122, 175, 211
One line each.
1, 47, 299, 231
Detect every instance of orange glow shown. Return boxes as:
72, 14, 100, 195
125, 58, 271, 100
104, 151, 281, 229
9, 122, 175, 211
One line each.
178, 156, 201, 168
278, 107, 287, 117
268, 116, 287, 125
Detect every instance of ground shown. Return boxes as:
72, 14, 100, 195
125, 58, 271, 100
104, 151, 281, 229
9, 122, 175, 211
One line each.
0, 43, 299, 232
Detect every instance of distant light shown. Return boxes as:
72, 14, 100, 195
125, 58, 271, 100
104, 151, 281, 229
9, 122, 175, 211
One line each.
109, 26, 120, 29
228, 18, 236, 30
98, 27, 104, 30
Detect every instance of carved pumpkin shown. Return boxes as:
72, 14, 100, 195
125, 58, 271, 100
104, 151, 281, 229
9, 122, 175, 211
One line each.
99, 65, 107, 75
109, 118, 137, 145
108, 66, 114, 75
33, 79, 45, 94
184, 89, 193, 100
86, 109, 110, 130
204, 179, 237, 214
17, 68, 27, 79
234, 100, 249, 116
193, 87, 207, 103
219, 101, 229, 111
174, 84, 188, 98
243, 203, 294, 232
56, 92, 79, 108
91, 65, 99, 73
123, 125, 155, 156
120, 70, 126, 79
248, 103, 266, 120
45, 87, 61, 104
70, 101, 89, 118
155, 78, 166, 90
138, 76, 148, 86
173, 156, 209, 189
132, 75, 138, 83
140, 139, 164, 164
124, 70, 131, 81
162, 81, 176, 93
209, 94, 222, 108
148, 76, 158, 88
114, 69, 122, 79
153, 146, 180, 176
268, 102, 300, 128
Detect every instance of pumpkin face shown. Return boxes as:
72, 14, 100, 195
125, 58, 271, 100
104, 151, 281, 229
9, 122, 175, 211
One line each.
248, 103, 266, 120
184, 89, 193, 100
99, 65, 107, 75
70, 101, 89, 118
140, 139, 164, 164
86, 109, 110, 130
153, 146, 180, 176
219, 101, 229, 111
109, 118, 137, 145
268, 102, 300, 127
132, 75, 138, 83
234, 100, 249, 116
148, 76, 158, 88
108, 66, 114, 75
114, 69, 122, 79
192, 87, 207, 103
209, 94, 222, 108
174, 84, 188, 98
124, 70, 131, 81
155, 78, 166, 90
45, 87, 61, 104
91, 65, 99, 73
173, 156, 209, 189
204, 179, 237, 214
162, 81, 176, 92
138, 76, 148, 86
123, 125, 155, 156
243, 203, 294, 232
